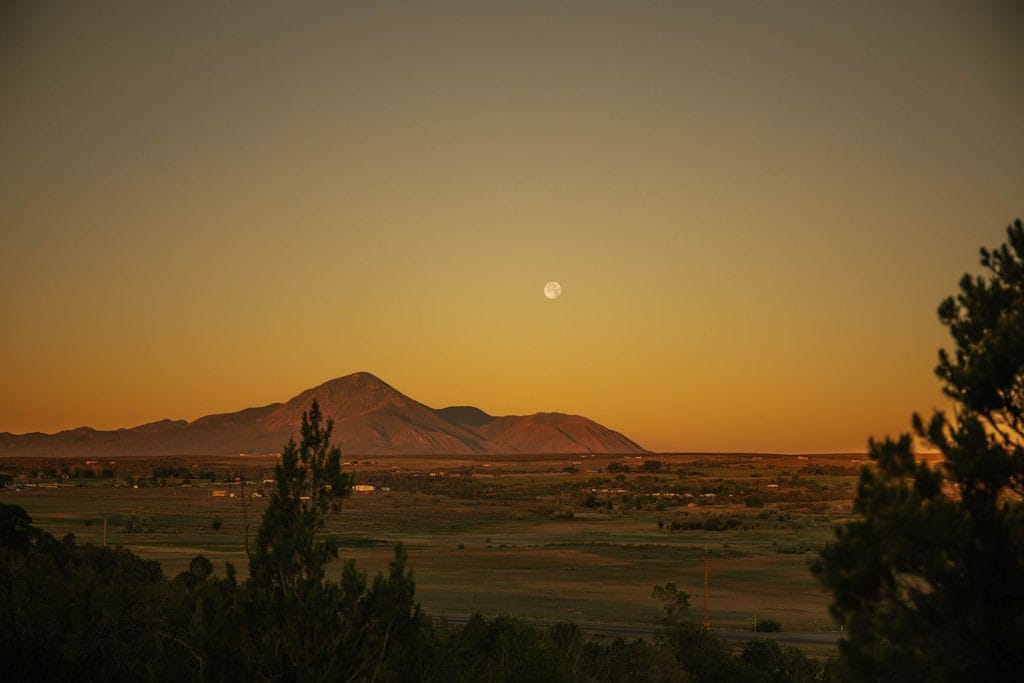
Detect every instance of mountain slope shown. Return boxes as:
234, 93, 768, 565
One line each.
434, 405, 495, 429
478, 412, 647, 454
261, 373, 488, 454
0, 372, 648, 457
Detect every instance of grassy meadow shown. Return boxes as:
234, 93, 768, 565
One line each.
1, 452, 860, 639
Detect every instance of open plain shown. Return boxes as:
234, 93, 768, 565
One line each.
1, 451, 864, 652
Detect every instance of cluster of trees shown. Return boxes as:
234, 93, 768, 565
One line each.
599, 460, 666, 474
1, 402, 829, 681
355, 460, 848, 517
815, 220, 1024, 679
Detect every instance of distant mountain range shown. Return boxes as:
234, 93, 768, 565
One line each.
0, 372, 647, 457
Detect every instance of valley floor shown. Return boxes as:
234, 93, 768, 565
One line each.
1, 451, 860, 654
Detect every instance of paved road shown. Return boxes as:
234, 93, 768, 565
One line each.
434, 614, 841, 646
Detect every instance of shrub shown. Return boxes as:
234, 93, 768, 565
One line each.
754, 618, 782, 632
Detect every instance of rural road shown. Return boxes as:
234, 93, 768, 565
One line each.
434, 614, 841, 646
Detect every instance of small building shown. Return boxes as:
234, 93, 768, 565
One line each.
212, 490, 227, 497
353, 484, 376, 493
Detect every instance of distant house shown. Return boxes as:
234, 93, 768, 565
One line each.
212, 490, 227, 497
353, 484, 375, 493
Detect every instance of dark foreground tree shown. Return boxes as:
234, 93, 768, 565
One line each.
814, 219, 1024, 681
250, 398, 353, 594
240, 399, 430, 681
246, 399, 353, 678
0, 505, 174, 681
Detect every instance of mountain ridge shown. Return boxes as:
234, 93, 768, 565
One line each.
0, 372, 648, 457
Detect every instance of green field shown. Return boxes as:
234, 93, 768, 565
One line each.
1, 452, 860, 640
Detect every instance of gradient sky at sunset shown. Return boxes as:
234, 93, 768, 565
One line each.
2, 1, 1022, 452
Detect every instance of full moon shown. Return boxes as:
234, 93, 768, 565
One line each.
544, 281, 562, 299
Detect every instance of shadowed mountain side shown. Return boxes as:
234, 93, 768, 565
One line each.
323, 409, 486, 455
0, 372, 647, 457
434, 405, 495, 428
478, 412, 648, 454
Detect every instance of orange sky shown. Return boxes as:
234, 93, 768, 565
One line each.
1, 1, 1022, 452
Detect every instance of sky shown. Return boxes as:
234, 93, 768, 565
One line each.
1, 1, 1022, 453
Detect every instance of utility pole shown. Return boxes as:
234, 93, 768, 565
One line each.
703, 544, 711, 629
239, 461, 251, 560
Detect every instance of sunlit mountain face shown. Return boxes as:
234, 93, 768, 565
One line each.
0, 372, 646, 457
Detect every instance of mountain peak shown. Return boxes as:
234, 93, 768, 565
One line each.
315, 371, 392, 393
267, 372, 410, 427
0, 373, 649, 456
325, 370, 387, 384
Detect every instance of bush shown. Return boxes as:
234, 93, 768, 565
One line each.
754, 617, 782, 632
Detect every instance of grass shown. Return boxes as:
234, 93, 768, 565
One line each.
2, 451, 863, 652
